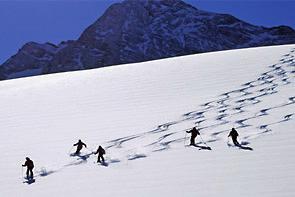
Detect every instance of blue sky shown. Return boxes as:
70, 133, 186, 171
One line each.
0, 0, 294, 64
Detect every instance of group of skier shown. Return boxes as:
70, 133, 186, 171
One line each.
73, 140, 106, 163
22, 141, 106, 180
186, 127, 240, 146
22, 127, 240, 180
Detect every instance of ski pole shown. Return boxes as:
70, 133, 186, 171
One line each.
88, 148, 94, 154
68, 146, 74, 155
199, 134, 209, 147
85, 146, 94, 154
21, 166, 24, 180
184, 132, 187, 147
227, 137, 232, 147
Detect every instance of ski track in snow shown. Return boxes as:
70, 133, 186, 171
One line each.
11, 47, 295, 182
100, 48, 295, 163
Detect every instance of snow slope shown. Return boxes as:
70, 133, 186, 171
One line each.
0, 45, 294, 197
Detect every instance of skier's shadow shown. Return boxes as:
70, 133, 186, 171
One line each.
237, 144, 253, 151
190, 144, 212, 150
70, 152, 94, 161
66, 152, 94, 167
228, 142, 253, 151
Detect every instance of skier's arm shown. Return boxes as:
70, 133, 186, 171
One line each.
186, 130, 191, 133
83, 143, 87, 148
73, 142, 78, 146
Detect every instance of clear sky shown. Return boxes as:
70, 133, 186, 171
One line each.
0, 0, 294, 64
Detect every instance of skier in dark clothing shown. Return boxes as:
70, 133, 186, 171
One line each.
186, 127, 200, 146
73, 139, 87, 154
228, 128, 239, 146
22, 157, 34, 179
94, 146, 105, 163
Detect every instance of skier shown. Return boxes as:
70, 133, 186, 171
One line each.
94, 145, 105, 163
73, 139, 87, 154
228, 128, 239, 146
22, 157, 34, 179
186, 127, 200, 146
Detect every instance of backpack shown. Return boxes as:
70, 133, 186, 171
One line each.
99, 147, 105, 155
28, 160, 34, 169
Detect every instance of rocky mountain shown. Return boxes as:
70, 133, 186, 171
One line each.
1, 0, 295, 80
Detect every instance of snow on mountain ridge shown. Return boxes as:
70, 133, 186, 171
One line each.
1, 0, 295, 80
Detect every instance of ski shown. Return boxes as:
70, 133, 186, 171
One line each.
23, 177, 35, 184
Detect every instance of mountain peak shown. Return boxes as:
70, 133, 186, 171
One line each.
123, 0, 184, 6
1, 0, 295, 80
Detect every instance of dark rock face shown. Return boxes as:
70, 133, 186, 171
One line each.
1, 0, 295, 80
0, 42, 58, 79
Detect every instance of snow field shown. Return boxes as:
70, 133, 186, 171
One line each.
0, 44, 294, 196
